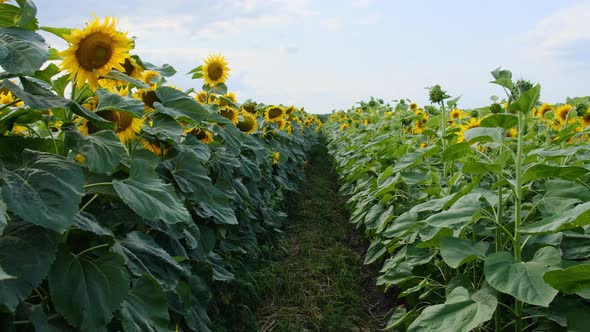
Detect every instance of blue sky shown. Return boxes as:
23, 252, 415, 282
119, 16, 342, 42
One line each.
35, 0, 590, 114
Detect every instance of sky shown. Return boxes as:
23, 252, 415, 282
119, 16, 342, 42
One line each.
34, 0, 590, 114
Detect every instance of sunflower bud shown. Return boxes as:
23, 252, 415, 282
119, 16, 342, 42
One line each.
428, 85, 448, 104
490, 103, 502, 114
576, 103, 589, 117
470, 110, 479, 118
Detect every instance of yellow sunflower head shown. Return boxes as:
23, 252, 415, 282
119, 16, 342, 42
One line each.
409, 102, 418, 111
134, 88, 161, 111
60, 15, 133, 89
237, 111, 257, 134
141, 70, 160, 87
275, 118, 287, 130
506, 128, 518, 138
265, 105, 285, 122
141, 138, 169, 158
457, 117, 481, 142
450, 109, 464, 120
202, 53, 230, 86
538, 103, 554, 117
194, 91, 208, 104
580, 112, 590, 127
285, 105, 296, 115
121, 57, 143, 78
186, 128, 214, 144
0, 90, 23, 107
340, 123, 350, 131
79, 110, 143, 143
556, 104, 574, 124
220, 106, 239, 124
224, 91, 237, 102
241, 101, 258, 114
272, 152, 280, 165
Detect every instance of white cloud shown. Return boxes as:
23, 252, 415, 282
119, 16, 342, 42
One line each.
353, 13, 381, 25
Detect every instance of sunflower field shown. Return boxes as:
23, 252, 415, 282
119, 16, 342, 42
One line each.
325, 70, 590, 331
0, 1, 322, 331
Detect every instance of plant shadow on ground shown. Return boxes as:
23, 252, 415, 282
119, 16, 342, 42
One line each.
247, 138, 398, 332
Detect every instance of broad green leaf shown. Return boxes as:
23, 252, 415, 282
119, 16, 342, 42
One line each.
408, 286, 497, 332
0, 266, 11, 280
364, 240, 387, 265
464, 127, 504, 144
543, 264, 590, 294
2, 77, 67, 109
0, 191, 8, 233
385, 306, 416, 330
40, 26, 72, 40
508, 84, 541, 114
73, 212, 114, 237
0, 26, 48, 74
484, 247, 561, 307
143, 61, 176, 77
33, 63, 60, 82
480, 113, 518, 129
377, 262, 414, 287
568, 308, 590, 332
522, 164, 587, 183
393, 145, 440, 172
521, 201, 590, 234
154, 86, 210, 123
49, 248, 130, 331
165, 150, 212, 195
29, 304, 61, 332
191, 183, 238, 225
462, 161, 502, 175
0, 221, 57, 311
440, 237, 489, 269
63, 125, 126, 174
203, 82, 227, 95
442, 142, 473, 162
177, 276, 212, 332
116, 275, 169, 332
112, 151, 191, 225
95, 88, 145, 118
141, 113, 183, 143
364, 203, 385, 230
14, 0, 37, 30
424, 193, 481, 232
112, 231, 186, 290
102, 70, 149, 88
2, 149, 84, 232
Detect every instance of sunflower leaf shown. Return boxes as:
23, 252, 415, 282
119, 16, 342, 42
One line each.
116, 275, 169, 332
63, 124, 126, 174
95, 88, 145, 118
39, 26, 72, 41
0, 26, 48, 74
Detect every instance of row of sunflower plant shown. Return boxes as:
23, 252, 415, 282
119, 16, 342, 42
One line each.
324, 68, 590, 331
0, 1, 322, 331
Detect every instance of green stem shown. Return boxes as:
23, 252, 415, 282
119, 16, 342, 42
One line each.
79, 194, 99, 212
75, 243, 110, 257
495, 183, 503, 332
514, 110, 525, 332
83, 182, 113, 190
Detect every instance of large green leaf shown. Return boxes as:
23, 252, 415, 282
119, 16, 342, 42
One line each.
424, 193, 481, 233
464, 127, 505, 144
0, 221, 57, 311
112, 151, 191, 225
442, 142, 473, 162
112, 231, 186, 290
508, 84, 541, 114
154, 86, 210, 123
480, 113, 518, 130
177, 276, 212, 332
408, 286, 497, 332
165, 150, 212, 195
484, 246, 561, 307
392, 146, 439, 172
385, 306, 416, 330
462, 161, 502, 175
63, 125, 126, 174
2, 149, 84, 232
95, 88, 145, 118
440, 237, 489, 269
521, 201, 590, 234
522, 164, 587, 184
543, 264, 590, 294
116, 275, 169, 332
49, 248, 130, 331
0, 26, 48, 74
14, 0, 38, 30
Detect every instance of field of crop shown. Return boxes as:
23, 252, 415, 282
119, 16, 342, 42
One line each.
2, 1, 590, 332
324, 72, 590, 331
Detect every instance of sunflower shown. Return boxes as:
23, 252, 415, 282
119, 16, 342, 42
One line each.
364, 119, 370, 126
195, 91, 208, 104
556, 104, 574, 124
285, 105, 296, 115
224, 91, 237, 102
141, 70, 159, 87
457, 118, 481, 142
241, 101, 257, 114
340, 123, 350, 131
412, 121, 424, 134
134, 88, 161, 111
79, 110, 143, 143
121, 57, 143, 78
537, 103, 554, 118
237, 111, 257, 134
141, 138, 169, 158
450, 109, 464, 120
275, 118, 287, 130
202, 53, 230, 86
506, 128, 517, 138
265, 105, 285, 122
272, 152, 280, 165
186, 128, 214, 144
580, 112, 590, 127
0, 90, 23, 107
220, 106, 239, 124
60, 15, 132, 89
409, 102, 418, 111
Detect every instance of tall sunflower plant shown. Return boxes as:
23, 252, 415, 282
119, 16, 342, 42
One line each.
0, 2, 320, 331
325, 69, 590, 332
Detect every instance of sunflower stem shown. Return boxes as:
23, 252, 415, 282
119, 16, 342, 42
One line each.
83, 182, 113, 190
79, 194, 99, 212
513, 109, 525, 332
75, 243, 110, 258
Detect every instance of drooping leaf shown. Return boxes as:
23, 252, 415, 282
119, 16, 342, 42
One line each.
112, 151, 191, 225
508, 84, 541, 114
385, 306, 416, 330
63, 125, 126, 174
116, 275, 169, 332
408, 286, 497, 332
484, 246, 561, 307
112, 231, 186, 290
543, 264, 590, 295
480, 113, 518, 130
440, 237, 489, 269
0, 26, 48, 74
154, 86, 210, 123
521, 201, 590, 234
95, 88, 145, 118
392, 145, 439, 173
49, 248, 130, 331
442, 142, 473, 162
522, 164, 587, 183
29, 304, 62, 332
2, 149, 83, 232
0, 221, 58, 311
